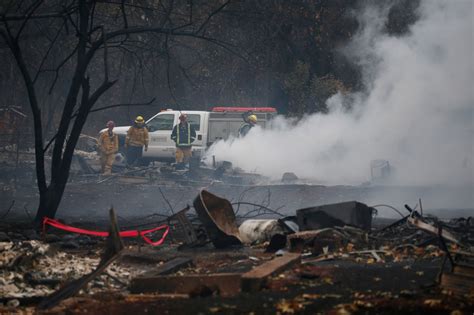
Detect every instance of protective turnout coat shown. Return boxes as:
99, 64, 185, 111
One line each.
99, 131, 119, 155
126, 125, 149, 147
171, 122, 196, 147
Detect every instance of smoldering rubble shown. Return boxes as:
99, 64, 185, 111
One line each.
0, 189, 473, 314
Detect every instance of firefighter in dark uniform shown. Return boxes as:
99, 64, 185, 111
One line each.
171, 114, 196, 169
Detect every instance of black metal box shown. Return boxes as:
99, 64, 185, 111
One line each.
296, 201, 373, 231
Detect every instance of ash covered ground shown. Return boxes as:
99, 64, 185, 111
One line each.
1, 161, 473, 314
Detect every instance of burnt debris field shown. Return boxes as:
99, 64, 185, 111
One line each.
0, 158, 473, 314
1, 0, 473, 314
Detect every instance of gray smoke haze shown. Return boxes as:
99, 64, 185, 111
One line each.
205, 0, 473, 187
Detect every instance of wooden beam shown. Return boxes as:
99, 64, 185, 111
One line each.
129, 273, 241, 297
133, 257, 193, 277
453, 265, 474, 277
130, 253, 302, 296
241, 253, 301, 292
440, 273, 474, 296
408, 217, 461, 245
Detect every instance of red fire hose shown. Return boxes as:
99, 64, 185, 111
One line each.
43, 217, 169, 246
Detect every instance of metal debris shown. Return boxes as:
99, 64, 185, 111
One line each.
296, 201, 374, 231
239, 219, 290, 244
193, 190, 242, 248
1, 192, 473, 313
167, 206, 199, 246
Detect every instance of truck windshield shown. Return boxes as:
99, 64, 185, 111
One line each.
187, 114, 200, 131
147, 114, 174, 131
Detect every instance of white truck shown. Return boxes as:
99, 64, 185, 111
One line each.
110, 107, 277, 163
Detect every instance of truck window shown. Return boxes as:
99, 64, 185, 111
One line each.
187, 114, 201, 131
147, 114, 174, 131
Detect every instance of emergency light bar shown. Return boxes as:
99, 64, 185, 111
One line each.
211, 107, 277, 113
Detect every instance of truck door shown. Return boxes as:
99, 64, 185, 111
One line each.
144, 113, 176, 160
186, 113, 204, 157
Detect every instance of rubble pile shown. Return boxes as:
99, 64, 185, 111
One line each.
0, 190, 472, 313
293, 224, 455, 264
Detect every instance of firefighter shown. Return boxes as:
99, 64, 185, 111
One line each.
238, 114, 257, 137
171, 114, 196, 169
125, 115, 149, 167
99, 120, 119, 175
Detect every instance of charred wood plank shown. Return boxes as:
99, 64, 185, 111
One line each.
440, 272, 474, 296
453, 264, 474, 277
130, 257, 193, 282
408, 216, 461, 245
241, 253, 301, 292
129, 273, 241, 297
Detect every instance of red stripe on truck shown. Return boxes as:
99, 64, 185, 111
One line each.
211, 107, 277, 113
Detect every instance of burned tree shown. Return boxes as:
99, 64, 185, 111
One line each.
0, 0, 235, 223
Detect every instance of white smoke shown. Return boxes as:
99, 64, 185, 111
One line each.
205, 0, 474, 186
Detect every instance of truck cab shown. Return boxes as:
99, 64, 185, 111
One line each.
144, 110, 209, 161
109, 107, 277, 163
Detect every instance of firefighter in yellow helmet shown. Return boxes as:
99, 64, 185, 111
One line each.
99, 120, 118, 175
125, 115, 149, 167
171, 114, 196, 170
238, 113, 257, 137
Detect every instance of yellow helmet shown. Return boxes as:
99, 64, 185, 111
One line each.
248, 114, 257, 123
135, 116, 145, 123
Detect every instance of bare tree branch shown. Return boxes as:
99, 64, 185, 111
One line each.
195, 0, 230, 34
1, 3, 78, 22
45, 45, 79, 94
164, 33, 180, 109
71, 97, 156, 119
120, 0, 128, 29
96, 0, 157, 12
87, 1, 95, 34
101, 26, 109, 81
86, 26, 246, 65
2, 13, 15, 38
15, 0, 43, 40
51, 0, 90, 180
189, 0, 193, 24
0, 200, 15, 220
33, 20, 65, 83
1, 12, 66, 21
0, 28, 47, 193
43, 133, 57, 154
88, 80, 118, 109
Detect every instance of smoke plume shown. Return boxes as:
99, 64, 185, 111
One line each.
205, 0, 473, 186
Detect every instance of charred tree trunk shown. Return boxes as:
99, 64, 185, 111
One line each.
36, 183, 65, 221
